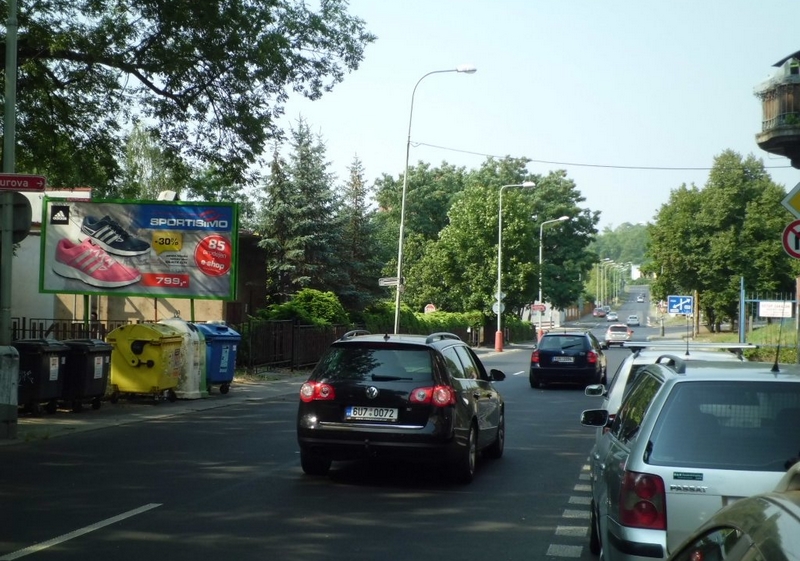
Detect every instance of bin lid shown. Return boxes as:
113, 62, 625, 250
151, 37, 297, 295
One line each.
106, 323, 184, 345
194, 322, 241, 339
11, 338, 70, 352
61, 338, 114, 351
159, 317, 201, 334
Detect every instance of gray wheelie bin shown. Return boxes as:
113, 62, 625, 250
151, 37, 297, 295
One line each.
61, 339, 113, 412
12, 338, 69, 414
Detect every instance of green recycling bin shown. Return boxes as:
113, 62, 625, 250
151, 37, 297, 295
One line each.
106, 323, 185, 403
61, 339, 113, 412
12, 338, 69, 415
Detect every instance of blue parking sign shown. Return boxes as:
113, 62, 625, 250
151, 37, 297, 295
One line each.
667, 295, 694, 314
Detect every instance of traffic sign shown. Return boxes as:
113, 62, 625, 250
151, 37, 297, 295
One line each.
492, 302, 505, 314
1, 192, 32, 243
424, 303, 437, 313
0, 174, 46, 192
531, 304, 546, 312
783, 182, 800, 218
667, 295, 694, 315
783, 219, 800, 259
378, 277, 403, 287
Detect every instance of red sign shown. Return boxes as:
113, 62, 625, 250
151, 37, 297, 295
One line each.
532, 304, 546, 312
424, 303, 437, 313
782, 219, 800, 259
0, 173, 46, 192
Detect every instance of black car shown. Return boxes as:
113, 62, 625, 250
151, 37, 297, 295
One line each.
529, 329, 607, 389
296, 331, 506, 483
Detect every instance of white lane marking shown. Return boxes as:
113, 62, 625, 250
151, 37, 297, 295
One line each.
0, 503, 162, 560
511, 370, 526, 376
546, 544, 583, 557
562, 509, 590, 519
556, 526, 588, 537
569, 496, 592, 505
578, 473, 590, 481
574, 484, 591, 492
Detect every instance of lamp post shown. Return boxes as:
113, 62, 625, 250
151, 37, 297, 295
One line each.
537, 215, 570, 338
600, 258, 614, 307
393, 65, 477, 335
495, 181, 536, 351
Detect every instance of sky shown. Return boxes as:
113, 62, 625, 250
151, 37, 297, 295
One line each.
278, 0, 800, 231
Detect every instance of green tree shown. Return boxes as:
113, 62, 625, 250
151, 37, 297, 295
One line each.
112, 123, 180, 200
3, 0, 375, 188
287, 118, 344, 293
404, 159, 599, 317
645, 150, 798, 330
337, 156, 384, 313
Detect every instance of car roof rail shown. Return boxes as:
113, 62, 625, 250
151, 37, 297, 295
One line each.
623, 341, 758, 355
425, 332, 461, 344
340, 329, 371, 340
654, 354, 688, 373
775, 460, 800, 492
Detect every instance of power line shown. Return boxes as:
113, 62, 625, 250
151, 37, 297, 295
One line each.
413, 141, 794, 172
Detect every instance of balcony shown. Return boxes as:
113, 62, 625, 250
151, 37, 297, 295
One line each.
755, 51, 800, 168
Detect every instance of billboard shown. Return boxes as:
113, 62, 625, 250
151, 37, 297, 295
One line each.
39, 198, 238, 299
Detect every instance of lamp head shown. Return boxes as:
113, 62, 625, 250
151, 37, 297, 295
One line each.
456, 64, 477, 74
557, 215, 570, 221
521, 181, 536, 187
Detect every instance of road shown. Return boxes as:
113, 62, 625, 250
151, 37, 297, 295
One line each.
0, 295, 659, 561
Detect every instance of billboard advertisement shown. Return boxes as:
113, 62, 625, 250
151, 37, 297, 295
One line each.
39, 198, 238, 299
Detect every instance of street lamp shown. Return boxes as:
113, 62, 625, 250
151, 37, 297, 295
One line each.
393, 65, 477, 334
495, 181, 536, 351
537, 215, 570, 338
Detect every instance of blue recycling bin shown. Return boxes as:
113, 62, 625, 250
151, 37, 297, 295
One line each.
194, 322, 240, 394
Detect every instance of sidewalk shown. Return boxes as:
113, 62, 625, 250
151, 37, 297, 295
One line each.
3, 371, 311, 446
2, 343, 528, 447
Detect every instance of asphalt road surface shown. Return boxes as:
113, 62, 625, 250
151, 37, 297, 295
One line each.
1, 312, 658, 561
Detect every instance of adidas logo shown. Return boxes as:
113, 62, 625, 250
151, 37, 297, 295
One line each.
51, 209, 69, 224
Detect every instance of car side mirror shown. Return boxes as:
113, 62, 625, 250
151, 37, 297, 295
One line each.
580, 409, 610, 427
489, 368, 506, 382
585, 384, 605, 397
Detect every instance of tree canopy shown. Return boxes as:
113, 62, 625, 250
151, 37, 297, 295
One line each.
1, 0, 375, 190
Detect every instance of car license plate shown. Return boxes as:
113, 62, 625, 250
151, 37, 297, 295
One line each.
345, 406, 398, 422
552, 356, 574, 363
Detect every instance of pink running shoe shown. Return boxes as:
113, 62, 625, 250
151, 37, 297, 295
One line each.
52, 238, 141, 288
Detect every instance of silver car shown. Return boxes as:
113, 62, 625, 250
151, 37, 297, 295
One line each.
581, 359, 800, 560
667, 462, 800, 561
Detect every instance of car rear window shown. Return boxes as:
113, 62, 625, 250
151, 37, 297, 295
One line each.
648, 381, 800, 471
313, 346, 434, 382
539, 335, 587, 351
609, 326, 628, 333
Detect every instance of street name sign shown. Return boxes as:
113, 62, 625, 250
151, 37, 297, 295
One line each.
783, 219, 800, 259
378, 277, 403, 287
531, 304, 546, 312
0, 174, 46, 192
667, 294, 694, 314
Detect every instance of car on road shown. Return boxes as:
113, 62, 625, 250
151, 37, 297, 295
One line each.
296, 330, 506, 484
529, 329, 606, 389
603, 324, 632, 347
606, 311, 619, 322
593, 307, 607, 318
636, 294, 645, 303
667, 462, 800, 561
626, 314, 640, 326
581, 358, 800, 560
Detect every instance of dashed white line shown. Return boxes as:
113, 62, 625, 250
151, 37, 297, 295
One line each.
0, 503, 162, 560
569, 496, 592, 505
556, 526, 588, 537
562, 509, 591, 519
546, 544, 583, 557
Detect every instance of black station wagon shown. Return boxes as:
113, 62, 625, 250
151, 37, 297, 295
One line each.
296, 331, 506, 484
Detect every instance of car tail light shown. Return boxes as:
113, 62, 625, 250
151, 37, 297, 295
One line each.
299, 382, 336, 403
531, 350, 540, 364
619, 470, 666, 530
409, 385, 455, 407
587, 350, 598, 364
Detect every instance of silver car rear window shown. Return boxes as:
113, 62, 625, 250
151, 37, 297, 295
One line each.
647, 381, 800, 471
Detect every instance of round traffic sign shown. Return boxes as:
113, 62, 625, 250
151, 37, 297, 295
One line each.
492, 302, 505, 314
782, 219, 800, 259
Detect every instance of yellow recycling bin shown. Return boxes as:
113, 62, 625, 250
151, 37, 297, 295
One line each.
106, 323, 185, 403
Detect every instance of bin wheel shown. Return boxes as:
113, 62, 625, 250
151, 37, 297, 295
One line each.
27, 402, 41, 416
109, 391, 120, 404
45, 400, 58, 415
220, 383, 230, 395
91, 397, 102, 410
167, 389, 177, 402
71, 400, 83, 413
